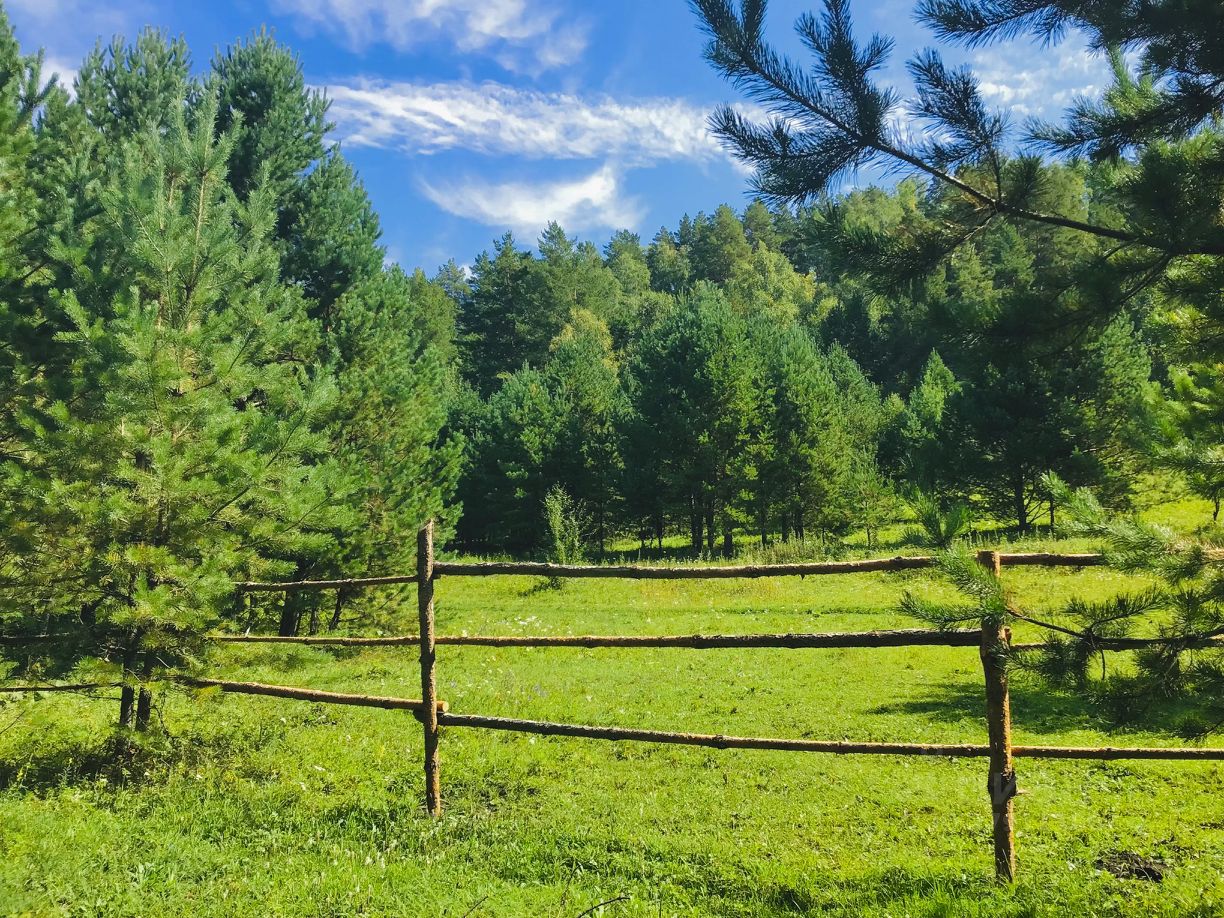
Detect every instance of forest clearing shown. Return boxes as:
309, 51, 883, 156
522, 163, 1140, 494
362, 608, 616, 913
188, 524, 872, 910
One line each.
4, 501, 1224, 916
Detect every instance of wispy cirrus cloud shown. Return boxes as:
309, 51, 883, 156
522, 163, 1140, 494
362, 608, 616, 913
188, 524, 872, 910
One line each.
275, 0, 587, 72
420, 164, 645, 237
324, 79, 742, 168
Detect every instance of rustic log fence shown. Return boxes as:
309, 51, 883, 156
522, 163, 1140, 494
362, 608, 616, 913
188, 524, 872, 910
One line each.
8, 531, 1224, 883
215, 531, 1224, 884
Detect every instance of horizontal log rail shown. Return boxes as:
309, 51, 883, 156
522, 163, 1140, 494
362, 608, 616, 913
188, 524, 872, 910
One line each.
433, 557, 937, 580
237, 573, 419, 593
233, 550, 1106, 592
210, 629, 1224, 652
438, 713, 1224, 761
992, 552, 1105, 567
0, 681, 118, 693
438, 713, 995, 755
212, 628, 985, 649
1012, 744, 1224, 761
14, 679, 1214, 762
181, 678, 448, 714
1012, 634, 1224, 651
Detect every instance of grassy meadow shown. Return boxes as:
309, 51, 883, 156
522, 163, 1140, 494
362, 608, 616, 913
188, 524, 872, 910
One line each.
2, 496, 1223, 916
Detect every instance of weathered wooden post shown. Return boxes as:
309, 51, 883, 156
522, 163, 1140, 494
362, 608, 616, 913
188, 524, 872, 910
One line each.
979, 549, 1016, 881
418, 520, 442, 817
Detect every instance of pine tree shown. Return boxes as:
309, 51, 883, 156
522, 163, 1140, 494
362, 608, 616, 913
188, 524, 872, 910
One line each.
691, 0, 1224, 340
690, 204, 752, 284
325, 267, 460, 599
1, 96, 337, 729
278, 150, 382, 329
209, 29, 330, 202
629, 285, 758, 555
460, 233, 540, 396
76, 29, 190, 143
646, 227, 692, 295
545, 310, 627, 556
456, 367, 562, 552
1161, 367, 1224, 522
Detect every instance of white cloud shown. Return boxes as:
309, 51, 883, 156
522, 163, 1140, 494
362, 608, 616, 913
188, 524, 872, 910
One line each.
324, 79, 740, 168
42, 55, 79, 97
420, 164, 645, 237
4, 0, 145, 75
972, 41, 1109, 120
275, 0, 587, 72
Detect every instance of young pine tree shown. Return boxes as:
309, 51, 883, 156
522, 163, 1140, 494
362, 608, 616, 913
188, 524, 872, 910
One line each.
0, 96, 338, 730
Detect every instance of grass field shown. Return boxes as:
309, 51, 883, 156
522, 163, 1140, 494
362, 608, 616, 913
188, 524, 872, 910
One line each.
2, 505, 1223, 916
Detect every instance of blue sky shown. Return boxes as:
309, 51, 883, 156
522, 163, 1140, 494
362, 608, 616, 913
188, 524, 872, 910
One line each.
6, 0, 1112, 274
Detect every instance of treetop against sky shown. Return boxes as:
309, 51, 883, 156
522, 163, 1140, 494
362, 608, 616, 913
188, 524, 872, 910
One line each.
5, 0, 1111, 271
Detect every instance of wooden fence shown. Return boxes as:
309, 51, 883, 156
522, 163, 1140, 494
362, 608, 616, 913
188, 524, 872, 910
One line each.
7, 528, 1222, 882
212, 524, 1224, 884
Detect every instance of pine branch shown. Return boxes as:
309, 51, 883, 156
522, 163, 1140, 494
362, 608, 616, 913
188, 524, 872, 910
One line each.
692, 0, 1224, 255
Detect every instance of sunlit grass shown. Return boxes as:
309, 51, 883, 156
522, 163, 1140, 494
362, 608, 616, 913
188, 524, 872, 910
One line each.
2, 501, 1222, 916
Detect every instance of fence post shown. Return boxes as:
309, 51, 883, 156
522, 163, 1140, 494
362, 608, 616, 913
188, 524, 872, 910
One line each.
979, 550, 1016, 881
418, 520, 442, 817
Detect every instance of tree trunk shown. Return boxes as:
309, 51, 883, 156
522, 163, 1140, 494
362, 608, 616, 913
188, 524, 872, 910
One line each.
328, 589, 346, 631
1013, 480, 1028, 534
278, 598, 300, 637
654, 513, 664, 553
119, 685, 136, 729
690, 502, 702, 556
118, 635, 140, 729
980, 617, 1016, 882
705, 504, 715, 555
135, 688, 153, 731
722, 517, 734, 558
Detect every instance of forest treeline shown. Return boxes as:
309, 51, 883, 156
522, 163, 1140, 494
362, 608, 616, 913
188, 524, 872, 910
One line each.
1, 0, 1222, 730
449, 185, 1159, 556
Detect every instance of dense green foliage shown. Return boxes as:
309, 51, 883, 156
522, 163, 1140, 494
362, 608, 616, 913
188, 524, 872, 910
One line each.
449, 190, 1156, 555
0, 11, 459, 725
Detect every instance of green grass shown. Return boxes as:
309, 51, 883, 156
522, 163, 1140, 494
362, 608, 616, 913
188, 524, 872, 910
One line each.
3, 519, 1224, 915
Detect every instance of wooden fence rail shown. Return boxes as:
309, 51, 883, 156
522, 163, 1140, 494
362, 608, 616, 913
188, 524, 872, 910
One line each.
233, 550, 1105, 592
436, 714, 1224, 762
182, 678, 448, 715
210, 630, 1224, 652
213, 628, 985, 649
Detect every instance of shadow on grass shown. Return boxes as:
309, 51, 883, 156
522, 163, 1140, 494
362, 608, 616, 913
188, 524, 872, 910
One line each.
0, 730, 158, 793
462, 824, 1015, 916
870, 672, 1214, 740
872, 675, 1122, 733
0, 700, 293, 795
